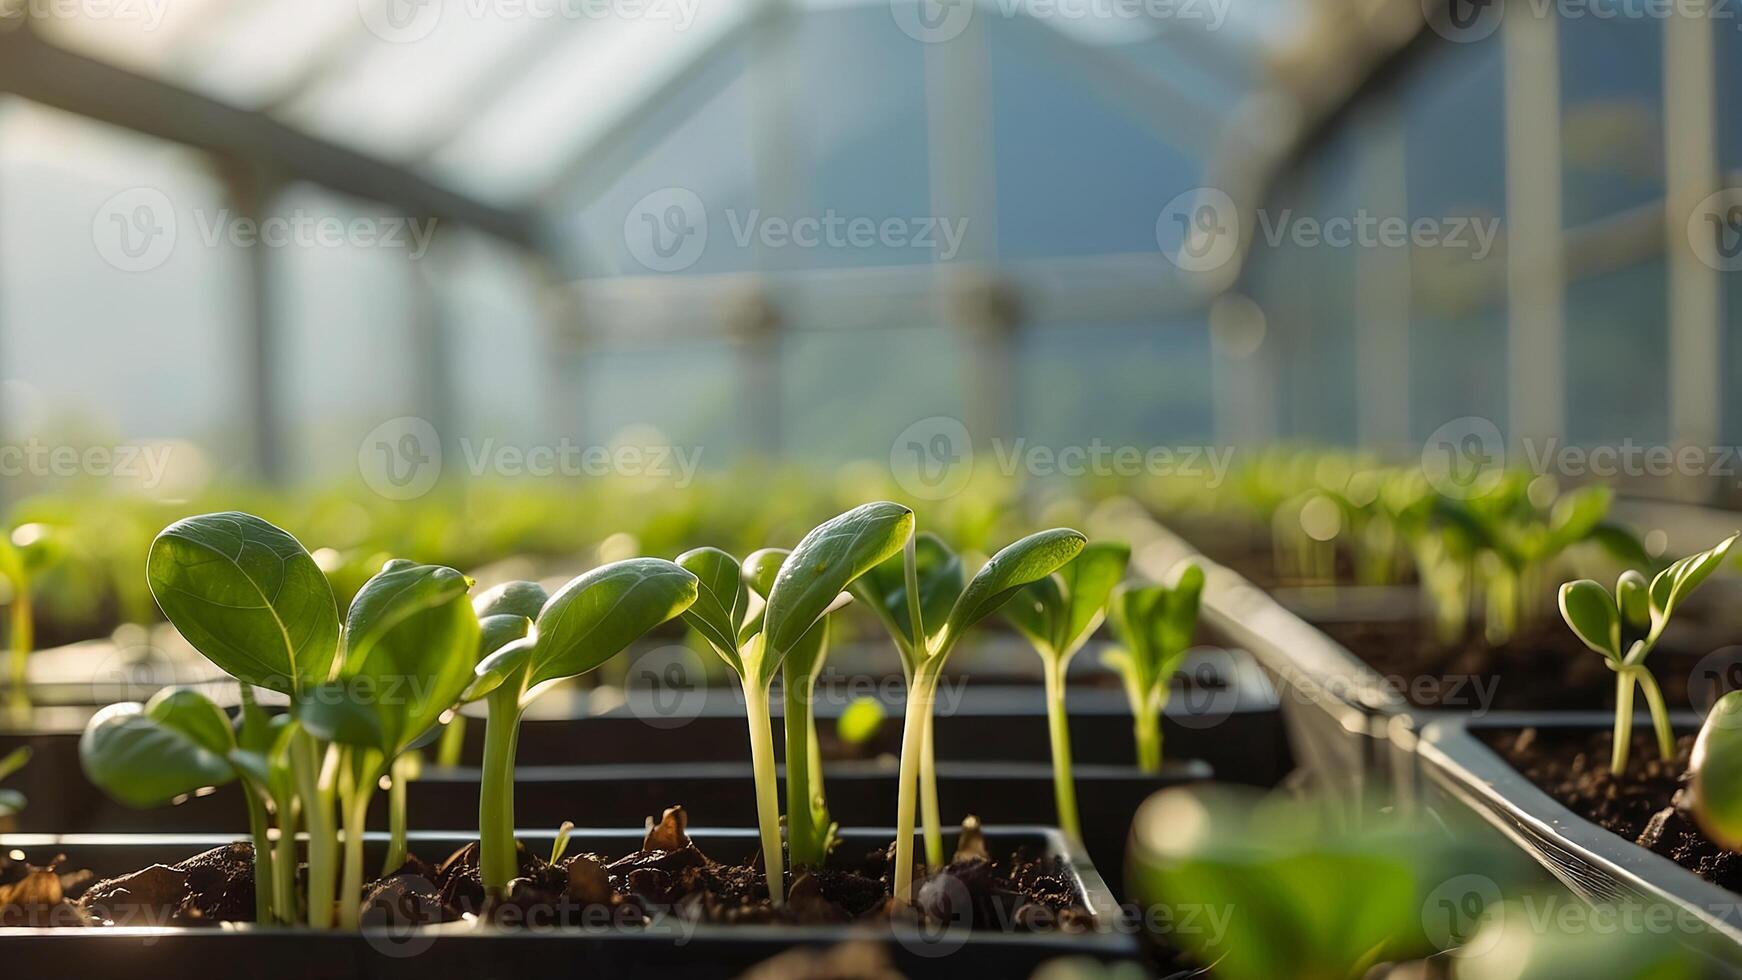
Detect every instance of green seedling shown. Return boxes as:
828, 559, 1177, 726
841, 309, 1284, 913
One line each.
1128, 784, 1526, 980
464, 560, 698, 895
298, 559, 480, 924
141, 511, 342, 926
1003, 541, 1130, 840
855, 525, 1086, 901
1691, 689, 1742, 850
1559, 532, 1737, 775
0, 523, 61, 715
1102, 561, 1204, 773
678, 502, 913, 903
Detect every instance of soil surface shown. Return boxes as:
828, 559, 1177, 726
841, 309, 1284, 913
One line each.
1319, 619, 1711, 712
1485, 726, 1742, 891
42, 808, 1093, 936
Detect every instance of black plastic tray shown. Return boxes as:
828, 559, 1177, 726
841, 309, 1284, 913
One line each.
0, 827, 1137, 978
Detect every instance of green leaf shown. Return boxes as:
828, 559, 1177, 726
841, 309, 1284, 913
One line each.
329, 560, 480, 753
1546, 485, 1612, 549
763, 502, 914, 667
147, 512, 341, 697
677, 547, 749, 672
478, 613, 534, 660
1004, 576, 1061, 656
855, 533, 963, 654
80, 701, 238, 808
527, 558, 698, 697
1615, 569, 1649, 630
464, 635, 536, 702
1054, 540, 1131, 657
473, 580, 548, 620
742, 548, 788, 600
1647, 532, 1738, 636
1158, 562, 1206, 660
144, 688, 237, 756
1558, 579, 1621, 661
943, 528, 1087, 647
0, 745, 29, 783
1693, 690, 1742, 851
296, 681, 388, 748
0, 789, 23, 818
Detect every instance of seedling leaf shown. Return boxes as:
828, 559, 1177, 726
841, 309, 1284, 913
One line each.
762, 502, 913, 680
943, 528, 1087, 648
147, 512, 341, 696
1557, 580, 1620, 661
527, 558, 698, 696
1693, 690, 1742, 850
677, 547, 749, 672
80, 700, 238, 808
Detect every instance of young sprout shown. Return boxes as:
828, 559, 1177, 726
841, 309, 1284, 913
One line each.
298, 559, 481, 925
463, 560, 698, 895
678, 502, 913, 903
82, 688, 280, 922
141, 512, 342, 927
1559, 532, 1737, 775
1102, 561, 1204, 774
857, 526, 1086, 901
549, 820, 576, 865
1446, 479, 1613, 644
0, 524, 59, 715
1003, 541, 1130, 840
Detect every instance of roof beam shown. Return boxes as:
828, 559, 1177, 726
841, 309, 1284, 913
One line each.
0, 26, 546, 252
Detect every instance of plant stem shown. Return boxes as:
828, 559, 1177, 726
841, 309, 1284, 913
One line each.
291, 732, 337, 929
436, 716, 467, 768
1041, 657, 1081, 840
242, 779, 276, 923
782, 667, 820, 868
384, 754, 411, 876
892, 668, 936, 903
272, 788, 299, 924
478, 688, 523, 894
1134, 699, 1163, 774
339, 754, 378, 927
919, 709, 943, 869
743, 678, 785, 905
7, 584, 31, 717
1611, 670, 1637, 776
1633, 667, 1677, 761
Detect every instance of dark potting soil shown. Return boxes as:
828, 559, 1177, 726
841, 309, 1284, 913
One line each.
18, 808, 1093, 937
1319, 619, 1709, 711
1484, 727, 1742, 891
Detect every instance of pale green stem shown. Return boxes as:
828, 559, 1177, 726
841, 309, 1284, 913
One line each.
920, 708, 943, 869
743, 678, 785, 906
383, 754, 412, 876
892, 669, 937, 903
479, 688, 523, 893
242, 779, 275, 923
339, 753, 379, 927
1633, 667, 1677, 762
272, 789, 299, 924
436, 716, 467, 768
1041, 656, 1081, 840
1134, 693, 1163, 774
1611, 671, 1637, 776
783, 667, 821, 868
291, 733, 337, 929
